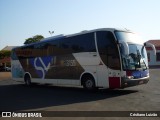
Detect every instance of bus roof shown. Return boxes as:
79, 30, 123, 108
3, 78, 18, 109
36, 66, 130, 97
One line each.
12, 28, 130, 50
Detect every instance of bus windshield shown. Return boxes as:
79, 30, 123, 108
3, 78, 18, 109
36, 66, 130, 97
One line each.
115, 31, 148, 70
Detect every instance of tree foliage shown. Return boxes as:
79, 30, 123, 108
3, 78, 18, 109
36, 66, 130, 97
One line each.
0, 50, 11, 59
24, 35, 44, 44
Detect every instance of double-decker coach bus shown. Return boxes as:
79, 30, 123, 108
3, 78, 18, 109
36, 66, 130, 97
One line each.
11, 28, 156, 90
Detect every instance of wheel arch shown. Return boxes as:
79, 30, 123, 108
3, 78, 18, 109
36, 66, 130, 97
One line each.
24, 72, 32, 80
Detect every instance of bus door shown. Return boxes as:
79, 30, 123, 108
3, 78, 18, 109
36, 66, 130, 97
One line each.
96, 31, 121, 88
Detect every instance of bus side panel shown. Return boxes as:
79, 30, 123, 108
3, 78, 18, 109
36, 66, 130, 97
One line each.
73, 52, 104, 87
11, 60, 24, 81
97, 65, 109, 88
73, 52, 110, 88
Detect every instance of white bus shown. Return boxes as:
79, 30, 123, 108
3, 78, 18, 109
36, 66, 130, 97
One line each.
11, 28, 156, 90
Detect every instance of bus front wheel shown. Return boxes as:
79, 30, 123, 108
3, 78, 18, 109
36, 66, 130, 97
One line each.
82, 76, 96, 90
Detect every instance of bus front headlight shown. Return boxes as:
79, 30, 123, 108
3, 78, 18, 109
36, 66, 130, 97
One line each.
126, 76, 134, 79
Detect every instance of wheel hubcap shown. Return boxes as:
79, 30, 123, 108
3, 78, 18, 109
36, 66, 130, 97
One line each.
86, 80, 93, 88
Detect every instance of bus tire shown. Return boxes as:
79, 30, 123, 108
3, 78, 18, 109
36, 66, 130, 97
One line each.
24, 74, 31, 86
82, 75, 96, 90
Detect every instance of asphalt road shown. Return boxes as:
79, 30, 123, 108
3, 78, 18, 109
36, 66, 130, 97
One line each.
0, 69, 160, 119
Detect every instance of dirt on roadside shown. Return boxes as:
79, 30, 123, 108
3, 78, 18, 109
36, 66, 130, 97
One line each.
0, 72, 11, 80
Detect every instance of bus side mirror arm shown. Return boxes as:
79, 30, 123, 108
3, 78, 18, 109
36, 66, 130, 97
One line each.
144, 42, 156, 56
118, 41, 129, 56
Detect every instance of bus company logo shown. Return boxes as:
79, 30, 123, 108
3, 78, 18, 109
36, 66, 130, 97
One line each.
30, 56, 53, 79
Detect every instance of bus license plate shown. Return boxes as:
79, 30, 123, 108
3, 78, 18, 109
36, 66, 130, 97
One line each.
139, 81, 144, 84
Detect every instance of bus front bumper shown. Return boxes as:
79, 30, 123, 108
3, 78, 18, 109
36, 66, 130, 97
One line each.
121, 76, 149, 88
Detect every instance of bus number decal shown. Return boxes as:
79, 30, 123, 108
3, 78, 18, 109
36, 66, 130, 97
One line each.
64, 60, 76, 66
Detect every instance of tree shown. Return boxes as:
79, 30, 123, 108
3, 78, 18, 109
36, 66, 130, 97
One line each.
24, 35, 44, 44
0, 50, 11, 59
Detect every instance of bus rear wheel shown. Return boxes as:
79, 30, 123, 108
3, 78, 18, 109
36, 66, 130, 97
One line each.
24, 74, 31, 86
82, 76, 96, 90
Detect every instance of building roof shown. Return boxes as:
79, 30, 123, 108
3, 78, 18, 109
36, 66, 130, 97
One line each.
146, 40, 160, 47
1, 46, 18, 51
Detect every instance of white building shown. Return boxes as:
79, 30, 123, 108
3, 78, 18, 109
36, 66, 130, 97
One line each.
146, 40, 160, 68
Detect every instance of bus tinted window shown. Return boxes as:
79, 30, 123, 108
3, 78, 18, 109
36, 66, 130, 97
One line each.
60, 33, 96, 53
15, 33, 96, 58
97, 31, 121, 70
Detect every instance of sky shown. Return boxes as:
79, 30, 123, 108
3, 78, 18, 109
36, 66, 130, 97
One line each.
0, 0, 160, 50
